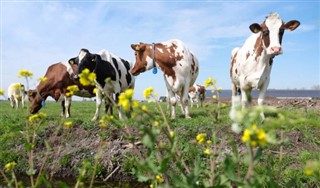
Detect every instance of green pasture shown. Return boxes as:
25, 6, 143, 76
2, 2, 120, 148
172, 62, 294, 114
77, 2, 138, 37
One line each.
0, 99, 319, 187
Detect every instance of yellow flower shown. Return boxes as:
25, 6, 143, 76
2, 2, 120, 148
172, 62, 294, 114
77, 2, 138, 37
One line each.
241, 129, 251, 142
0, 89, 4, 96
242, 124, 268, 147
38, 76, 47, 83
18, 69, 33, 78
153, 121, 159, 127
204, 149, 212, 155
196, 133, 207, 144
204, 77, 213, 87
125, 88, 134, 99
118, 93, 130, 111
132, 100, 139, 108
5, 161, 17, 172
29, 112, 47, 124
66, 85, 79, 96
93, 88, 98, 94
169, 131, 174, 138
212, 95, 217, 99
150, 184, 154, 188
143, 87, 154, 99
64, 121, 73, 129
78, 68, 96, 86
217, 87, 222, 92
304, 168, 313, 176
155, 175, 164, 183
206, 140, 212, 145
141, 105, 148, 112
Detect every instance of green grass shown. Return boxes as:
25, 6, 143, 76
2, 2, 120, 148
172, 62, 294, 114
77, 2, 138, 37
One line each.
0, 100, 320, 187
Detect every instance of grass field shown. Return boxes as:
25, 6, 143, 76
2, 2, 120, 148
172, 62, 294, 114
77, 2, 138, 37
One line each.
0, 99, 319, 187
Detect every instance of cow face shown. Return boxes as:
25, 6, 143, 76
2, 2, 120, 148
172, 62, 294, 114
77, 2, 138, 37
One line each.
249, 13, 300, 55
28, 89, 42, 114
73, 49, 97, 75
130, 43, 153, 76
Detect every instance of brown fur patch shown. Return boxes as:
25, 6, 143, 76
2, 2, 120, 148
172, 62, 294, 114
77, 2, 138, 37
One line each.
230, 51, 238, 78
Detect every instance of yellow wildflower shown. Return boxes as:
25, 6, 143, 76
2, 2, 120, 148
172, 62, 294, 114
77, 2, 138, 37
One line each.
206, 140, 212, 145
5, 161, 17, 172
78, 68, 96, 86
150, 184, 154, 188
124, 88, 134, 99
242, 124, 268, 147
132, 100, 139, 108
153, 121, 160, 127
118, 92, 130, 111
38, 76, 47, 83
141, 105, 148, 112
156, 175, 164, 183
93, 88, 98, 94
304, 168, 313, 176
204, 149, 212, 155
143, 87, 154, 99
196, 133, 207, 144
0, 89, 4, 96
169, 131, 175, 138
212, 95, 217, 99
18, 69, 33, 78
217, 87, 222, 92
64, 121, 73, 129
66, 85, 79, 97
29, 112, 47, 124
204, 77, 213, 87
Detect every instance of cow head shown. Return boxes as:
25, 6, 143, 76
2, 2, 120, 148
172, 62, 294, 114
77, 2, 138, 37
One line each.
130, 43, 154, 76
28, 89, 42, 114
69, 49, 97, 76
249, 13, 300, 55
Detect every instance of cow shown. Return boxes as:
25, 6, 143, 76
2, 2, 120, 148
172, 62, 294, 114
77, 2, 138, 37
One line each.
230, 13, 300, 111
70, 48, 135, 121
8, 82, 26, 109
131, 39, 199, 119
28, 62, 96, 117
189, 84, 206, 108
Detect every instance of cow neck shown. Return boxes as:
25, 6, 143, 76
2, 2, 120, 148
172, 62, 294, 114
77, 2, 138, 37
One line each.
152, 43, 157, 74
36, 87, 46, 106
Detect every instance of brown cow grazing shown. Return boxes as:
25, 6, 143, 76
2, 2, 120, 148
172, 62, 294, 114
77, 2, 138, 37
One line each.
189, 84, 206, 108
28, 62, 97, 117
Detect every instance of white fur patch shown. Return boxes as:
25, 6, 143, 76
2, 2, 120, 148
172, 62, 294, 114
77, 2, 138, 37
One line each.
60, 62, 74, 76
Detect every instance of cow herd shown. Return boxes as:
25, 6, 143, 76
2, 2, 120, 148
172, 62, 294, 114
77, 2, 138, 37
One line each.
7, 12, 299, 121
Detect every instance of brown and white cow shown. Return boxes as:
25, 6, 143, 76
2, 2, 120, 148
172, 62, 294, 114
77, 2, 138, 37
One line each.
28, 62, 96, 117
189, 84, 206, 108
131, 39, 199, 119
230, 13, 300, 110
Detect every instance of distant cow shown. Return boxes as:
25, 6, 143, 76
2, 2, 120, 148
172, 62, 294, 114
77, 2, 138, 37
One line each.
131, 39, 199, 119
71, 49, 135, 121
8, 82, 26, 109
230, 13, 300, 109
28, 62, 96, 117
189, 84, 205, 108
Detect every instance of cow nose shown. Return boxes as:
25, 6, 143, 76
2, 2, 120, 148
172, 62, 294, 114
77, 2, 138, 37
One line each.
270, 46, 282, 54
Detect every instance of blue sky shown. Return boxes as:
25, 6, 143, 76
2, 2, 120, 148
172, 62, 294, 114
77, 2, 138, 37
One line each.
1, 1, 319, 100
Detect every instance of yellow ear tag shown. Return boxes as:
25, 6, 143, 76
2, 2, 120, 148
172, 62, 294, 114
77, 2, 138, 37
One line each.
135, 45, 140, 51
69, 60, 74, 64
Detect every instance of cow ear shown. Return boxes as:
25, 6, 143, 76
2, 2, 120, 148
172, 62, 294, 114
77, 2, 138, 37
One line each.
131, 44, 146, 51
285, 20, 300, 31
249, 23, 261, 33
68, 58, 75, 65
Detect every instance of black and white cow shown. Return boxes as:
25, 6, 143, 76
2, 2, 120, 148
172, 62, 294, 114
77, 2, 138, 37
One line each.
69, 49, 135, 121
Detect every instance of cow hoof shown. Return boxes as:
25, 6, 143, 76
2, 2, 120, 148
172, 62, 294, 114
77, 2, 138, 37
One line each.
185, 116, 192, 119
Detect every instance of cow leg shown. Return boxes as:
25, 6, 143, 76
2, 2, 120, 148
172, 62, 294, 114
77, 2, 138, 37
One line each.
61, 100, 66, 116
15, 98, 19, 109
65, 96, 71, 118
181, 86, 191, 119
92, 91, 103, 121
258, 81, 269, 119
168, 91, 177, 119
240, 88, 252, 109
21, 97, 25, 108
